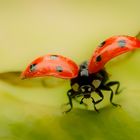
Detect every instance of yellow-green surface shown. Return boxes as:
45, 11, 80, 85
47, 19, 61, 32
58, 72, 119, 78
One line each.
0, 1, 140, 140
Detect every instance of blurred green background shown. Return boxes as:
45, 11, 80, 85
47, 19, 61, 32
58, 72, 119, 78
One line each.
0, 0, 140, 140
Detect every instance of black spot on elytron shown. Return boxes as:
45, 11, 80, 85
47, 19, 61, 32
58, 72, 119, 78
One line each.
56, 66, 63, 72
118, 40, 126, 48
50, 55, 58, 60
30, 63, 37, 72
96, 55, 102, 62
98, 41, 106, 47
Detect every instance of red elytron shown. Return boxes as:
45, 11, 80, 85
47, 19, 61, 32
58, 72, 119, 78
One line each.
88, 36, 140, 73
21, 35, 140, 113
21, 54, 79, 79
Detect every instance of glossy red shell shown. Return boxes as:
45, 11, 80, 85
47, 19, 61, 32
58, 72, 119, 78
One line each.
88, 36, 140, 73
21, 54, 79, 79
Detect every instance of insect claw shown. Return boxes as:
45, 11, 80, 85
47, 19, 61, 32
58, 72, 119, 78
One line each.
80, 100, 83, 104
61, 102, 72, 114
111, 102, 121, 107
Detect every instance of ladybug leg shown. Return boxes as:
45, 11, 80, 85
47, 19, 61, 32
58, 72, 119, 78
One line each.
90, 90, 104, 112
91, 97, 99, 112
95, 89, 104, 104
62, 89, 73, 113
74, 97, 88, 108
105, 81, 121, 94
62, 90, 88, 113
79, 97, 84, 104
101, 85, 121, 107
109, 87, 121, 107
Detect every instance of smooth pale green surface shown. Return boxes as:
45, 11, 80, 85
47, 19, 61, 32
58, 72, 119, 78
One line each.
0, 0, 140, 72
0, 1, 140, 140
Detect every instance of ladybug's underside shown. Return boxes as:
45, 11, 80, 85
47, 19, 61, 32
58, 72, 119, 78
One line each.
64, 61, 121, 113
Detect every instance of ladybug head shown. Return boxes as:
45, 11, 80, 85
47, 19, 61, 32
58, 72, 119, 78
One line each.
79, 85, 94, 94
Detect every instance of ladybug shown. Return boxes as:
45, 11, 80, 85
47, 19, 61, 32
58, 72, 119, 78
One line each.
21, 35, 140, 113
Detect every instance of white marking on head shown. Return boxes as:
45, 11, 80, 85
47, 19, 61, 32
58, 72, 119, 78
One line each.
81, 87, 85, 92
88, 87, 92, 92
